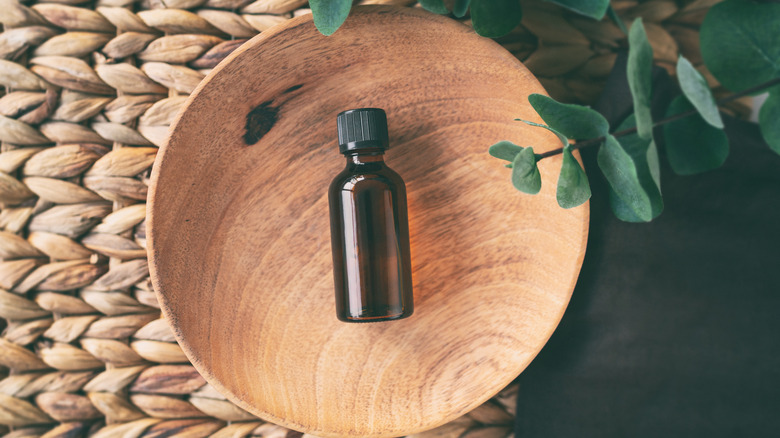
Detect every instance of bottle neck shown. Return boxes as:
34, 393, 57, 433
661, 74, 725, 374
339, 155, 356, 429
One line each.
344, 151, 385, 166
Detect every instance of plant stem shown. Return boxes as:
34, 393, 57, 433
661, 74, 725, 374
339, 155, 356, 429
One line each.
535, 76, 780, 160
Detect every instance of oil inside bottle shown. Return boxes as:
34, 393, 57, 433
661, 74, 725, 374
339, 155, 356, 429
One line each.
329, 108, 413, 322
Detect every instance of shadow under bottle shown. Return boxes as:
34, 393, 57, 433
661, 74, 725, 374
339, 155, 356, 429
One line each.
328, 108, 413, 322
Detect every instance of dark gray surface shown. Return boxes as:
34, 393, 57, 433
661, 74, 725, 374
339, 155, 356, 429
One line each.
514, 54, 780, 437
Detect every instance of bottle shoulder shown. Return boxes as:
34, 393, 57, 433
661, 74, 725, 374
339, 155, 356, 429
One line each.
329, 165, 405, 193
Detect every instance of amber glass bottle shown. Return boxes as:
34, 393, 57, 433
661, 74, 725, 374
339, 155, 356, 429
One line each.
329, 108, 413, 322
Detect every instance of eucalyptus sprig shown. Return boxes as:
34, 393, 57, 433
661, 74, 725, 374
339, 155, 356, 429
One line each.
491, 0, 780, 222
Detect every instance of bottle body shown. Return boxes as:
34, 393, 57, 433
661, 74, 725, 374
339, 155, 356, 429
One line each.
329, 152, 414, 322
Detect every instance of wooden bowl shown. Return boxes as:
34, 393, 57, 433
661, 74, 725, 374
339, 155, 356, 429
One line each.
148, 6, 588, 437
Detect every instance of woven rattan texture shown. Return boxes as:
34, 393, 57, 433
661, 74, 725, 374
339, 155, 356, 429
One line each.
0, 0, 722, 437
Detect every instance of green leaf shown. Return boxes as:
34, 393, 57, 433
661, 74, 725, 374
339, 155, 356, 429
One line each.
528, 94, 609, 140
489, 140, 524, 162
453, 0, 471, 18
511, 146, 541, 194
419, 0, 449, 14
470, 0, 522, 38
608, 188, 642, 222
759, 91, 780, 155
646, 137, 661, 191
608, 115, 663, 222
309, 0, 352, 36
700, 0, 780, 93
663, 95, 729, 175
676, 55, 723, 129
598, 134, 653, 221
607, 5, 627, 35
557, 146, 591, 208
516, 120, 569, 148
544, 0, 609, 20
627, 18, 654, 140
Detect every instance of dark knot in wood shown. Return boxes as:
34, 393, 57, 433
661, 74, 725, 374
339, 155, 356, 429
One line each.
244, 101, 278, 145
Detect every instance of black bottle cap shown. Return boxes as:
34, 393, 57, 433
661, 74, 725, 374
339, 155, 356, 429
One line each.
337, 108, 389, 154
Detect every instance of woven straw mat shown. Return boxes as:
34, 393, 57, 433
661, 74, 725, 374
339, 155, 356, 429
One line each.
0, 0, 727, 437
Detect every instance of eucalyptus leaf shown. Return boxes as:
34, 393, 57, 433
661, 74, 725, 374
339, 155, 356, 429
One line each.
512, 146, 541, 194
489, 140, 524, 162
419, 0, 449, 14
700, 0, 780, 93
627, 18, 654, 140
607, 187, 645, 222
516, 120, 569, 148
677, 55, 723, 129
470, 0, 522, 38
663, 96, 729, 175
544, 0, 609, 20
608, 139, 663, 222
309, 0, 352, 36
453, 0, 471, 18
608, 115, 663, 222
528, 94, 609, 140
647, 137, 661, 191
759, 91, 780, 155
618, 114, 662, 196
557, 146, 591, 208
598, 134, 653, 222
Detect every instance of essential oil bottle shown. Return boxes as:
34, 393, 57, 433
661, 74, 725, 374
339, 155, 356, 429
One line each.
328, 108, 414, 322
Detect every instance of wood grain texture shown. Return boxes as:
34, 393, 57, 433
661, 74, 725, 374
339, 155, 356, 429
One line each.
148, 6, 589, 437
